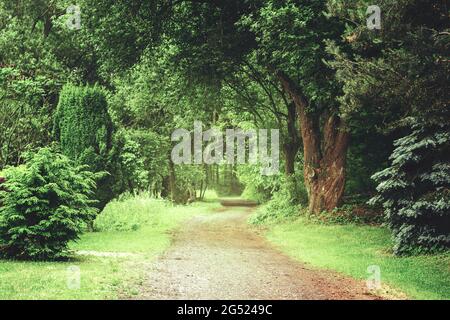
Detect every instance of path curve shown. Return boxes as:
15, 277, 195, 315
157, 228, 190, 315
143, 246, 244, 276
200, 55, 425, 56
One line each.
134, 206, 380, 300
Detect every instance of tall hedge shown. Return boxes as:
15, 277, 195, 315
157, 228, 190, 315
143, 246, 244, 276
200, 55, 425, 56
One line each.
370, 123, 450, 255
54, 84, 115, 209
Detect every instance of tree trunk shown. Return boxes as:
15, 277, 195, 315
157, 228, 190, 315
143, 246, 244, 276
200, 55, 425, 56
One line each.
283, 144, 297, 176
43, 13, 53, 37
215, 165, 219, 185
168, 156, 177, 202
161, 175, 169, 198
276, 70, 349, 214
283, 101, 300, 176
306, 114, 349, 213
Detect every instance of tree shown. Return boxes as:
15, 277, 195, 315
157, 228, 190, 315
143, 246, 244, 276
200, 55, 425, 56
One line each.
240, 0, 348, 213
371, 124, 450, 254
54, 84, 115, 208
109, 44, 210, 202
0, 1, 65, 168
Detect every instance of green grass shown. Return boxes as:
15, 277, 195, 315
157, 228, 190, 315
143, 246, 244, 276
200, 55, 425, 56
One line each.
266, 218, 450, 300
0, 257, 126, 299
0, 195, 219, 300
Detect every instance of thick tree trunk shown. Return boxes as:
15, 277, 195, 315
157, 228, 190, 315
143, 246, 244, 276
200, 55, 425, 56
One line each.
306, 114, 349, 213
276, 70, 349, 214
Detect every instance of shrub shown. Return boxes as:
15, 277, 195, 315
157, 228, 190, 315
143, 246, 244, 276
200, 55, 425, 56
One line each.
54, 84, 115, 209
93, 194, 171, 232
0, 147, 98, 260
249, 174, 308, 224
238, 164, 280, 203
370, 124, 450, 255
315, 204, 384, 225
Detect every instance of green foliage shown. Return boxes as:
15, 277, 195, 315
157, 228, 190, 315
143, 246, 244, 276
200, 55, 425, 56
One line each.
328, 0, 450, 254
314, 204, 384, 225
249, 173, 308, 224
0, 64, 55, 167
327, 0, 449, 126
93, 194, 171, 232
93, 192, 221, 233
112, 130, 150, 194
238, 164, 279, 203
370, 124, 450, 255
54, 84, 112, 162
54, 84, 115, 208
0, 0, 101, 168
174, 165, 207, 200
0, 147, 98, 260
240, 0, 344, 111
1, 0, 448, 262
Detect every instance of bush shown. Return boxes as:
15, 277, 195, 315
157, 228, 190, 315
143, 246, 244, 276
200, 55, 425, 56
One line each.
370, 124, 450, 255
238, 164, 280, 203
249, 174, 308, 224
54, 84, 115, 209
0, 147, 98, 260
93, 194, 171, 232
314, 204, 384, 225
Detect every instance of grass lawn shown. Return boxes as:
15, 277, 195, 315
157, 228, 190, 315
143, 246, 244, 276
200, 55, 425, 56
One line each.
0, 196, 218, 300
266, 218, 450, 300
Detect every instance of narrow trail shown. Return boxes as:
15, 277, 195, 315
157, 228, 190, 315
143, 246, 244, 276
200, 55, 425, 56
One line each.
133, 205, 380, 300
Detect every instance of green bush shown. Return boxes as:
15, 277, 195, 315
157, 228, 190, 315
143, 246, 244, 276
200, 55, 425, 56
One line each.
93, 194, 172, 232
370, 124, 450, 255
238, 164, 280, 203
54, 84, 115, 209
0, 147, 98, 260
314, 204, 384, 225
249, 174, 308, 224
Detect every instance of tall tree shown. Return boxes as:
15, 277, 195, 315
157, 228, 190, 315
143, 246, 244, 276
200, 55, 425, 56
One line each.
54, 84, 115, 208
241, 0, 348, 213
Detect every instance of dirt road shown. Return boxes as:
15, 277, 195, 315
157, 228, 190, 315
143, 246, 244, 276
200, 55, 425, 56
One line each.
135, 206, 380, 300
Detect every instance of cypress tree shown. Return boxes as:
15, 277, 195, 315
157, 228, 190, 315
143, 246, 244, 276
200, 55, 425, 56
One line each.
54, 84, 116, 209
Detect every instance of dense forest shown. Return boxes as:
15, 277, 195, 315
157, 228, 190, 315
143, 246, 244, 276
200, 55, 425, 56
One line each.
0, 0, 449, 297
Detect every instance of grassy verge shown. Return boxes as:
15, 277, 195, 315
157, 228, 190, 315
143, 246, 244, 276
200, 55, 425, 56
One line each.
265, 218, 450, 300
0, 195, 219, 300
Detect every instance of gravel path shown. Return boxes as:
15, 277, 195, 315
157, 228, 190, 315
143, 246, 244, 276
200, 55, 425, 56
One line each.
134, 206, 380, 300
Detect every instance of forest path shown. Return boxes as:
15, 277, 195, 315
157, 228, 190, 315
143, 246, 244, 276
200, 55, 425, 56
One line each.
132, 205, 380, 300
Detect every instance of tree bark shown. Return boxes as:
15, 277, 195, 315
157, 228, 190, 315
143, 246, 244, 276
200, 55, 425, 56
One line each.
283, 101, 300, 175
283, 145, 296, 176
275, 70, 350, 214
306, 114, 349, 213
168, 155, 177, 202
